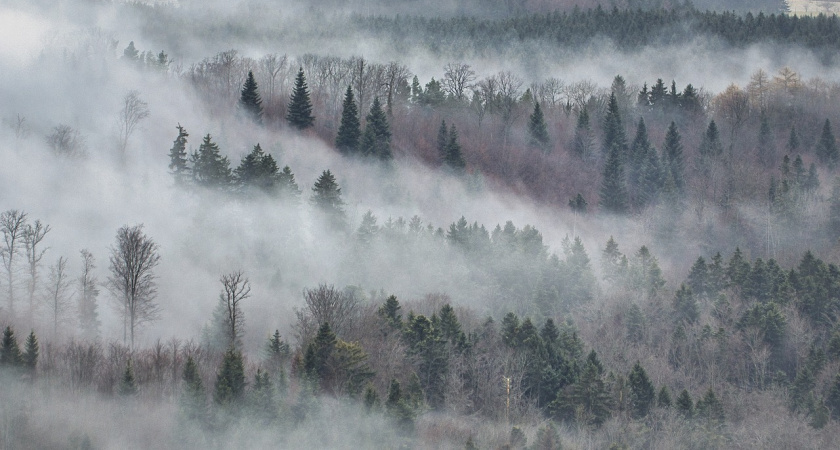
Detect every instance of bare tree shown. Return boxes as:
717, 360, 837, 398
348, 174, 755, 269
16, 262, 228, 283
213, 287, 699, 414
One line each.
258, 53, 288, 108
442, 62, 476, 103
107, 225, 161, 349
23, 219, 50, 327
78, 249, 100, 341
295, 284, 360, 344
46, 125, 86, 157
215, 271, 250, 349
45, 256, 73, 339
1, 209, 27, 317
118, 90, 150, 157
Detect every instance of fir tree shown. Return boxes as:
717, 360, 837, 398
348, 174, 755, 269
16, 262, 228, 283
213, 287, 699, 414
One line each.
363, 383, 380, 413
336, 86, 361, 155
572, 107, 596, 159
628, 117, 652, 205
673, 284, 699, 324
278, 166, 302, 201
191, 134, 233, 188
436, 120, 448, 162
699, 120, 723, 158
602, 92, 627, 157
528, 101, 550, 151
444, 124, 466, 172
599, 143, 629, 214
569, 193, 588, 214
695, 388, 725, 424
180, 356, 207, 423
628, 361, 656, 418
829, 177, 840, 239
168, 124, 190, 184
676, 389, 694, 418
687, 256, 709, 298
662, 122, 685, 195
118, 359, 138, 396
0, 326, 22, 368
287, 68, 314, 130
787, 126, 800, 154
238, 70, 263, 124
658, 385, 672, 408
359, 97, 392, 160
310, 170, 347, 231
816, 119, 839, 168
214, 347, 246, 406
22, 330, 38, 373
758, 113, 774, 166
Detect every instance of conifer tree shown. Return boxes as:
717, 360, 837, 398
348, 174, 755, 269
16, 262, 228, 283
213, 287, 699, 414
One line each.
287, 68, 314, 130
235, 144, 282, 193
191, 134, 232, 188
215, 347, 246, 406
444, 124, 466, 172
336, 86, 361, 155
572, 108, 596, 159
758, 113, 774, 166
829, 177, 840, 239
816, 119, 839, 168
696, 388, 725, 424
628, 361, 656, 418
238, 70, 263, 124
22, 330, 38, 373
78, 249, 100, 341
639, 144, 664, 207
0, 326, 22, 368
528, 101, 550, 151
628, 117, 653, 207
599, 143, 629, 214
310, 170, 347, 231
687, 256, 709, 298
602, 92, 627, 157
662, 121, 685, 195
359, 97, 392, 160
673, 284, 699, 324
436, 120, 448, 162
118, 359, 138, 396
278, 166, 302, 201
787, 126, 800, 154
676, 389, 694, 418
168, 124, 190, 184
699, 120, 723, 158
658, 385, 672, 408
180, 356, 207, 423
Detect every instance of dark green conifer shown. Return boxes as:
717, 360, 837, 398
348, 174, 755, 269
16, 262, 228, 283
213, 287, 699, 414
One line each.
628, 362, 655, 418
169, 124, 190, 184
23, 331, 38, 373
600, 144, 629, 214
359, 97, 392, 160
676, 389, 694, 418
286, 68, 314, 130
214, 347, 246, 406
699, 120, 723, 157
673, 284, 699, 324
444, 124, 466, 172
696, 388, 725, 424
310, 170, 347, 231
336, 86, 361, 155
816, 119, 839, 168
572, 107, 595, 159
191, 134, 232, 188
0, 326, 22, 367
657, 385, 672, 408
180, 356, 207, 422
118, 359, 138, 396
602, 92, 627, 157
238, 70, 263, 124
662, 121, 685, 194
528, 102, 550, 151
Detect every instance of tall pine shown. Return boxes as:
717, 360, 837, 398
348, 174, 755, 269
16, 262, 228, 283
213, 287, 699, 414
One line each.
528, 102, 550, 151
238, 70, 263, 124
169, 124, 190, 184
287, 68, 314, 130
816, 119, 839, 168
602, 92, 627, 158
662, 121, 685, 195
359, 97, 392, 160
336, 85, 361, 155
600, 143, 629, 214
191, 134, 233, 189
444, 124, 466, 173
311, 170, 347, 231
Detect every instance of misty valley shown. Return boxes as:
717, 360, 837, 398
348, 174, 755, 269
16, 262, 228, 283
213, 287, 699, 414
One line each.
5, 0, 840, 449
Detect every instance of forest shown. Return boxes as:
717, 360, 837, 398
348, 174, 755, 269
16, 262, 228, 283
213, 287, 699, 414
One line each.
4, 0, 840, 449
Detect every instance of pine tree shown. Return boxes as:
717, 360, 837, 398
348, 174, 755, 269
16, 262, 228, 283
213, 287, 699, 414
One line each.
816, 119, 839, 168
22, 330, 38, 373
628, 117, 652, 206
695, 388, 725, 424
0, 326, 22, 368
699, 120, 723, 158
569, 193, 588, 214
628, 361, 656, 418
336, 86, 361, 155
600, 143, 629, 214
168, 124, 190, 184
235, 144, 282, 193
118, 359, 138, 396
662, 122, 685, 195
687, 257, 709, 298
829, 177, 840, 239
359, 97, 392, 160
528, 102, 550, 151
572, 108, 596, 159
444, 124, 466, 172
238, 70, 263, 124
278, 166, 302, 201
673, 284, 699, 324
657, 385, 672, 408
676, 389, 694, 418
437, 120, 448, 162
191, 134, 232, 188
310, 170, 347, 231
602, 92, 627, 157
214, 347, 246, 406
639, 142, 664, 207
787, 126, 800, 153
180, 356, 207, 423
758, 113, 774, 166
286, 68, 314, 130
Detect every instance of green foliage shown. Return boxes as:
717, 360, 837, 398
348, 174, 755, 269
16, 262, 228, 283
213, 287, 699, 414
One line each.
310, 170, 347, 231
248, 369, 276, 424
599, 143, 629, 214
336, 85, 361, 155
657, 385, 672, 408
378, 295, 403, 329
191, 134, 233, 189
359, 97, 392, 160
676, 389, 693, 418
118, 359, 138, 396
0, 326, 22, 368
816, 119, 839, 169
214, 348, 246, 406
234, 144, 285, 194
572, 107, 595, 159
532, 422, 562, 449
363, 383, 380, 413
168, 124, 190, 184
22, 331, 37, 373
628, 362, 655, 418
443, 124, 466, 173
287, 68, 314, 130
695, 388, 725, 425
687, 257, 709, 298
238, 70, 263, 124
626, 303, 645, 343
528, 102, 550, 151
661, 121, 685, 195
673, 284, 699, 325
180, 356, 207, 423
738, 302, 786, 348
602, 92, 626, 158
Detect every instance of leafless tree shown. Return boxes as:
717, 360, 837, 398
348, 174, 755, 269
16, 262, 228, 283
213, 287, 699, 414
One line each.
443, 62, 476, 103
107, 225, 161, 349
258, 53, 288, 107
1, 209, 27, 317
295, 284, 360, 344
118, 90, 150, 157
46, 125, 86, 157
78, 249, 100, 341
4, 114, 30, 140
45, 256, 73, 339
216, 271, 251, 349
23, 219, 50, 327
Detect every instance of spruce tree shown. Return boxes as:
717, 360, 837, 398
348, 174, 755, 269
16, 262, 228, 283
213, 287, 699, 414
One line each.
310, 170, 347, 231
180, 355, 207, 423
336, 86, 361, 155
676, 389, 694, 418
628, 361, 656, 418
628, 117, 652, 207
168, 124, 190, 184
238, 70, 263, 124
528, 101, 550, 151
118, 359, 138, 396
699, 120, 723, 158
758, 113, 774, 166
602, 92, 627, 157
359, 97, 391, 160
286, 68, 314, 130
829, 177, 840, 239
23, 330, 38, 373
214, 347, 246, 406
278, 166, 302, 201
658, 385, 672, 408
191, 134, 233, 189
817, 119, 839, 168
0, 326, 22, 368
437, 120, 448, 162
662, 122, 685, 195
444, 124, 466, 173
599, 143, 629, 214
787, 126, 800, 154
673, 284, 699, 324
572, 107, 595, 159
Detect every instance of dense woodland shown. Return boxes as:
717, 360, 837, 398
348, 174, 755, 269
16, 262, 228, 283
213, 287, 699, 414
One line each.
7, 0, 840, 449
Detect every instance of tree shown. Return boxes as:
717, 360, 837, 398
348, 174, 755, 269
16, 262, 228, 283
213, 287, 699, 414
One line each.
180, 356, 207, 423
287, 67, 314, 130
122, 41, 139, 61
277, 165, 302, 201
118, 90, 150, 157
215, 347, 246, 406
676, 389, 694, 418
336, 86, 361, 155
107, 225, 161, 349
23, 219, 49, 327
298, 284, 360, 338
168, 124, 190, 184
528, 102, 550, 151
816, 119, 839, 169
118, 359, 139, 396
757, 113, 775, 166
191, 134, 233, 189
0, 326, 22, 368
444, 124, 466, 172
359, 97, 392, 160
238, 70, 263, 124
602, 92, 627, 157
234, 144, 284, 194
699, 120, 723, 158
212, 271, 251, 350
599, 143, 629, 214
572, 108, 596, 159
662, 122, 685, 195
78, 249, 100, 341
1, 210, 27, 317
628, 362, 656, 418
45, 256, 73, 339
310, 170, 347, 231
22, 330, 38, 374
442, 62, 476, 102
673, 284, 699, 324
